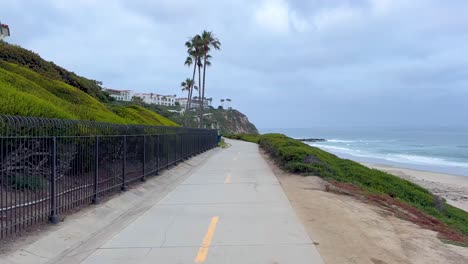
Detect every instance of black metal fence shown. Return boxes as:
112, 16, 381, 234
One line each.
0, 115, 217, 239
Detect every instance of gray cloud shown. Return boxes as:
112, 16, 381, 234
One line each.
2, 0, 468, 128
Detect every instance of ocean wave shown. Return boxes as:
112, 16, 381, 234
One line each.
310, 144, 468, 169
327, 139, 397, 143
408, 144, 426, 148
327, 139, 356, 143
308, 144, 367, 157
386, 154, 468, 168
317, 145, 354, 152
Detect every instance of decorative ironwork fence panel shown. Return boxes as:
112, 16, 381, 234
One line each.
0, 115, 217, 239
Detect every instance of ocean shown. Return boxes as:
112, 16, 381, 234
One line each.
260, 127, 468, 177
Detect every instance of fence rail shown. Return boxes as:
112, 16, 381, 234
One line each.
0, 115, 218, 239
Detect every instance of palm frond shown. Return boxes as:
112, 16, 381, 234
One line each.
184, 56, 193, 66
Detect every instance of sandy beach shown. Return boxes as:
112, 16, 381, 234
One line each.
363, 163, 468, 212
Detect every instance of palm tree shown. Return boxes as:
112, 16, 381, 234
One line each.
226, 98, 231, 109
220, 99, 225, 108
197, 56, 202, 118
199, 31, 221, 128
181, 78, 193, 110
185, 35, 203, 126
184, 56, 195, 111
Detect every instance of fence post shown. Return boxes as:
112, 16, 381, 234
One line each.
121, 136, 128, 191
174, 134, 178, 165
92, 136, 100, 204
189, 134, 192, 157
156, 134, 160, 175
49, 137, 59, 224
167, 134, 170, 167
182, 133, 186, 160
142, 135, 146, 181
181, 133, 184, 160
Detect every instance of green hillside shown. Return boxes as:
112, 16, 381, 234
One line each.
0, 41, 109, 101
0, 43, 178, 126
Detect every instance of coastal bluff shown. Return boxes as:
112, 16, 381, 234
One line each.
211, 109, 259, 135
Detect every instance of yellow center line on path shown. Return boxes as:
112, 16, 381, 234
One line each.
195, 216, 220, 263
225, 175, 231, 184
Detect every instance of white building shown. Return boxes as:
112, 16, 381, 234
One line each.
176, 98, 210, 109
134, 93, 176, 106
176, 98, 189, 108
134, 93, 158, 104
104, 88, 133, 101
0, 22, 10, 40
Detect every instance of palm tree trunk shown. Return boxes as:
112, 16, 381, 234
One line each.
184, 89, 190, 127
188, 85, 195, 125
187, 89, 191, 111
201, 54, 207, 129
185, 88, 191, 127
198, 62, 202, 128
186, 88, 191, 113
184, 59, 197, 127
188, 58, 197, 112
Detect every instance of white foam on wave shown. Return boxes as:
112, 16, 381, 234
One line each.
308, 144, 368, 157
318, 145, 354, 152
386, 154, 468, 168
327, 139, 356, 143
326, 138, 396, 143
307, 142, 468, 169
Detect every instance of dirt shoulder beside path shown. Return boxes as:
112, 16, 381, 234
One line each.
263, 151, 468, 264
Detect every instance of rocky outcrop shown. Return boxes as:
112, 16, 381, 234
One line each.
208, 109, 258, 135
297, 138, 326, 142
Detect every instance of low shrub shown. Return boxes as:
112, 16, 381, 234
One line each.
224, 134, 260, 143
9, 175, 43, 190
218, 138, 228, 148
110, 105, 179, 126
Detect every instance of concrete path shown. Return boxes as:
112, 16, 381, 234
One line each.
80, 139, 323, 264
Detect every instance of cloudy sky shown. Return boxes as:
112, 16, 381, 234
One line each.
2, 0, 468, 129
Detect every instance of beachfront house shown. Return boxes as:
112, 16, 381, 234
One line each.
176, 97, 210, 109
103, 88, 133, 101
134, 93, 176, 106
0, 22, 10, 40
